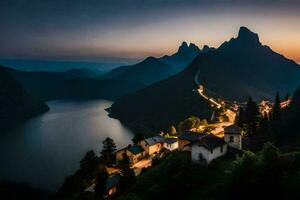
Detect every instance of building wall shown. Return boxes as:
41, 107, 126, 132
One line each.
115, 148, 127, 165
191, 144, 228, 164
178, 140, 191, 151
148, 143, 162, 155
163, 141, 178, 151
224, 134, 242, 150
126, 151, 146, 165
139, 140, 149, 154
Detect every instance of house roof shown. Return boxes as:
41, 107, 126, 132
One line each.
196, 134, 226, 149
145, 135, 165, 146
106, 173, 122, 189
163, 138, 178, 144
127, 145, 145, 155
224, 125, 242, 135
178, 131, 207, 142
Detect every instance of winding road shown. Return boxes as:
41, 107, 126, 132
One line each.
194, 68, 237, 136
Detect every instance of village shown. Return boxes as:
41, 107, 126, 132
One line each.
84, 123, 244, 197
83, 82, 293, 198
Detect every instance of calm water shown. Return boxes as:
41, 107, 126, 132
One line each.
0, 100, 133, 191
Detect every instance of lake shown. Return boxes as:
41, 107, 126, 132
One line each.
0, 100, 134, 192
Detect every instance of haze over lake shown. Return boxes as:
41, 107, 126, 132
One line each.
0, 100, 133, 191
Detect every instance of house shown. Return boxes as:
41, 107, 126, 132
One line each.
178, 131, 207, 151
191, 134, 228, 165
126, 145, 147, 165
115, 145, 146, 166
224, 125, 242, 150
106, 173, 122, 197
163, 138, 178, 151
139, 135, 165, 155
84, 173, 122, 197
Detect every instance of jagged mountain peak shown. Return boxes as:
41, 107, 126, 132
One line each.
237, 26, 260, 43
219, 26, 262, 50
177, 41, 201, 54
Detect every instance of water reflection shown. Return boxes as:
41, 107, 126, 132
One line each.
0, 100, 133, 191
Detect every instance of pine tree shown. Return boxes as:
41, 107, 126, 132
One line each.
119, 153, 135, 189
284, 88, 300, 145
95, 167, 109, 199
80, 150, 99, 179
270, 92, 282, 142
100, 137, 117, 165
236, 106, 245, 127
244, 96, 260, 137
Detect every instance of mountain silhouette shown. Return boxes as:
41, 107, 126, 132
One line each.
100, 42, 211, 86
4, 67, 144, 101
161, 41, 210, 73
100, 56, 172, 85
109, 27, 300, 132
0, 66, 49, 132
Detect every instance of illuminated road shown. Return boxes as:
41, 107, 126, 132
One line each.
194, 69, 236, 122
194, 68, 237, 136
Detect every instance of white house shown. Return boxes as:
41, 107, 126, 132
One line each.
224, 125, 242, 150
163, 138, 178, 151
191, 134, 228, 165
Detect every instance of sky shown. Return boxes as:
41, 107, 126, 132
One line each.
0, 0, 300, 63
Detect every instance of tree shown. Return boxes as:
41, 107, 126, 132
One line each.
178, 116, 202, 132
94, 167, 109, 199
284, 88, 300, 146
80, 150, 99, 179
119, 153, 135, 190
236, 107, 245, 127
100, 137, 117, 165
227, 151, 259, 199
270, 92, 282, 142
244, 96, 260, 137
167, 126, 177, 136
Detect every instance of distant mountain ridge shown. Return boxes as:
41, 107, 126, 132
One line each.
161, 42, 214, 73
100, 56, 172, 85
100, 42, 214, 86
109, 27, 300, 133
3, 67, 145, 101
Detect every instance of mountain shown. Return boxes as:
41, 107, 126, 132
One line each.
109, 27, 300, 133
100, 56, 173, 85
100, 42, 212, 86
161, 42, 214, 73
0, 58, 139, 73
0, 66, 49, 132
4, 67, 145, 101
109, 58, 214, 133
194, 26, 300, 101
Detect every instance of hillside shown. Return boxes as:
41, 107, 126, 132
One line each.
195, 26, 300, 101
109, 27, 300, 132
100, 57, 173, 85
0, 66, 49, 132
109, 58, 214, 133
100, 42, 211, 86
4, 67, 144, 101
161, 42, 214, 73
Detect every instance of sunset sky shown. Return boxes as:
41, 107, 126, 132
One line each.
1, 0, 299, 63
